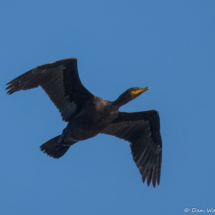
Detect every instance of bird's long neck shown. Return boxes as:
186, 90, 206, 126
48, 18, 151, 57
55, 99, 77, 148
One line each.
112, 94, 129, 108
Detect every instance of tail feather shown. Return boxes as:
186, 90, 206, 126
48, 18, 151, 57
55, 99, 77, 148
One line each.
40, 135, 70, 159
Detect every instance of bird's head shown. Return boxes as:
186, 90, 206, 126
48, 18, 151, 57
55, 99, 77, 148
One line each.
113, 87, 150, 107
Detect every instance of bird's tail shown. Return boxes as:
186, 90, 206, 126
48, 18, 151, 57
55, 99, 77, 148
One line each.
40, 135, 72, 159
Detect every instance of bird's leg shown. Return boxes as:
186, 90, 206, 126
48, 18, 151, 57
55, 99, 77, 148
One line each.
59, 128, 77, 146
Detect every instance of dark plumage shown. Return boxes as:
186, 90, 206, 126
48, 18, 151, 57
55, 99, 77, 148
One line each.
6, 58, 162, 187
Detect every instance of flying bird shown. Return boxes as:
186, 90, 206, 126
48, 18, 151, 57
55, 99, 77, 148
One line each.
6, 58, 162, 187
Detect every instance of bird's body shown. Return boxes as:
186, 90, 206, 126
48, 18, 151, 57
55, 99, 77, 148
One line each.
64, 96, 118, 143
6, 58, 162, 187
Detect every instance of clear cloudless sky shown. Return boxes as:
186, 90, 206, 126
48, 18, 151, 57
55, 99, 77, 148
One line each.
1, 0, 215, 214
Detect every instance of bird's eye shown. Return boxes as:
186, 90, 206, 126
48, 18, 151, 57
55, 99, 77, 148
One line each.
134, 88, 137, 91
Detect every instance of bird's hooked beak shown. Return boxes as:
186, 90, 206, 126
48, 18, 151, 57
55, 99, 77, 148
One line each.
131, 87, 150, 99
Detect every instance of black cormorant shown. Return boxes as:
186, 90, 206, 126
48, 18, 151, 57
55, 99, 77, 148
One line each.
6, 58, 162, 187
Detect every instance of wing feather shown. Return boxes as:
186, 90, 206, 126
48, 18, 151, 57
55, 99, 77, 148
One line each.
6, 58, 93, 121
101, 110, 162, 187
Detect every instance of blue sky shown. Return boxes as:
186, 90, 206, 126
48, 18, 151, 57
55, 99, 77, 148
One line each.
1, 0, 215, 214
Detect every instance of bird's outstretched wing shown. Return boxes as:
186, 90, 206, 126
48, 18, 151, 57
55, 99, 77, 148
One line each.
6, 58, 93, 121
101, 110, 162, 187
